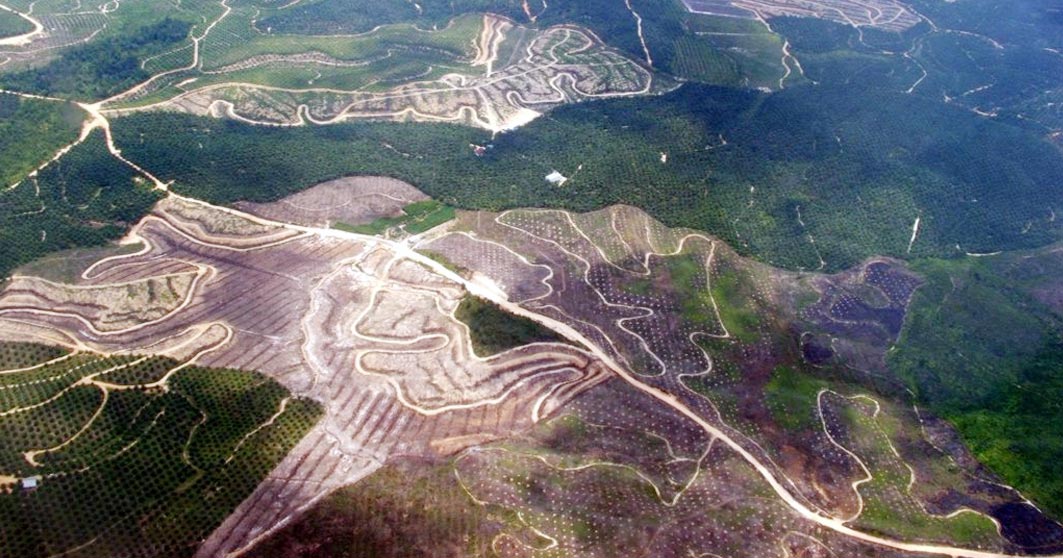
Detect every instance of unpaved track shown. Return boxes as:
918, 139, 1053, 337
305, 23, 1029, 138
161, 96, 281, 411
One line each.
0, 23, 1056, 554
169, 196, 1054, 558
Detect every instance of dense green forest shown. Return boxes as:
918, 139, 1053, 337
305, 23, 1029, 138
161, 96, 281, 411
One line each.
890, 252, 1063, 518
455, 295, 566, 356
0, 18, 191, 100
0, 130, 161, 279
112, 81, 1063, 271
771, 2, 1063, 132
0, 94, 83, 187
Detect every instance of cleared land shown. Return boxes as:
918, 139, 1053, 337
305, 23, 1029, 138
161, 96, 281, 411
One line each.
234, 176, 429, 229
104, 13, 655, 132
1, 171, 1060, 555
0, 181, 610, 557
0, 2, 1061, 554
420, 203, 1058, 553
681, 0, 922, 32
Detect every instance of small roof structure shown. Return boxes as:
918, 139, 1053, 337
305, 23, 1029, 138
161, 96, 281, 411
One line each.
20, 476, 39, 490
545, 170, 567, 186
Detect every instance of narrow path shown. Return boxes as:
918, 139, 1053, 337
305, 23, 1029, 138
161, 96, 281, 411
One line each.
3, 34, 1056, 557
161, 193, 1057, 558
907, 216, 921, 254
623, 0, 653, 67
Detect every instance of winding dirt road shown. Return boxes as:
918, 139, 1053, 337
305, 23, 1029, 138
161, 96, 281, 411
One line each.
1, 18, 1057, 552
169, 193, 1054, 558
0, 3, 43, 47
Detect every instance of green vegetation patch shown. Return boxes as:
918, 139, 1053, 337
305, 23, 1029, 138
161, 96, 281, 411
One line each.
0, 344, 322, 558
334, 200, 454, 236
112, 78, 1063, 272
417, 249, 469, 276
455, 295, 566, 357
674, 15, 788, 89
0, 93, 83, 187
860, 499, 999, 545
0, 18, 191, 100
0, 8, 34, 39
665, 254, 714, 326
255, 0, 517, 37
708, 263, 761, 343
834, 394, 1001, 546
0, 342, 67, 371
764, 365, 828, 432
771, 5, 1063, 132
890, 252, 1063, 518
0, 129, 162, 280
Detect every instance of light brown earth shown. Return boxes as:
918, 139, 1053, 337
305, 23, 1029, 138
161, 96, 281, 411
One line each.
0, 187, 609, 557
103, 13, 656, 133
0, 180, 1056, 558
681, 0, 923, 32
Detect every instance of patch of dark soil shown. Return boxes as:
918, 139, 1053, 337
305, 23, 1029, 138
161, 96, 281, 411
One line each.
992, 502, 1063, 553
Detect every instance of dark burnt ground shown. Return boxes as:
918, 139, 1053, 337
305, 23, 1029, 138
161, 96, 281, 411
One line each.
422, 206, 1058, 549
993, 502, 1063, 553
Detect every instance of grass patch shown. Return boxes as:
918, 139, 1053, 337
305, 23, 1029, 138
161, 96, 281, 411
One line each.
708, 265, 761, 342
664, 250, 761, 342
764, 365, 828, 432
621, 276, 652, 296
455, 295, 566, 356
417, 249, 468, 276
666, 254, 723, 328
859, 490, 1000, 544
333, 200, 454, 236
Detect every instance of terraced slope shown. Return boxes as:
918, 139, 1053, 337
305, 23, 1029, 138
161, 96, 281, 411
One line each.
3, 177, 1059, 556
0, 184, 611, 557
104, 13, 656, 132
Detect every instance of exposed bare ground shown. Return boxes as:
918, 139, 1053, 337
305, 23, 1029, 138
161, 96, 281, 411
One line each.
0, 171, 1053, 556
421, 204, 1049, 555
681, 0, 922, 33
234, 176, 428, 229
0, 184, 609, 557
104, 15, 655, 133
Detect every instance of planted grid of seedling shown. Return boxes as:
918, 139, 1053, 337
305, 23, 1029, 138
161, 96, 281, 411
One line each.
0, 343, 321, 558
